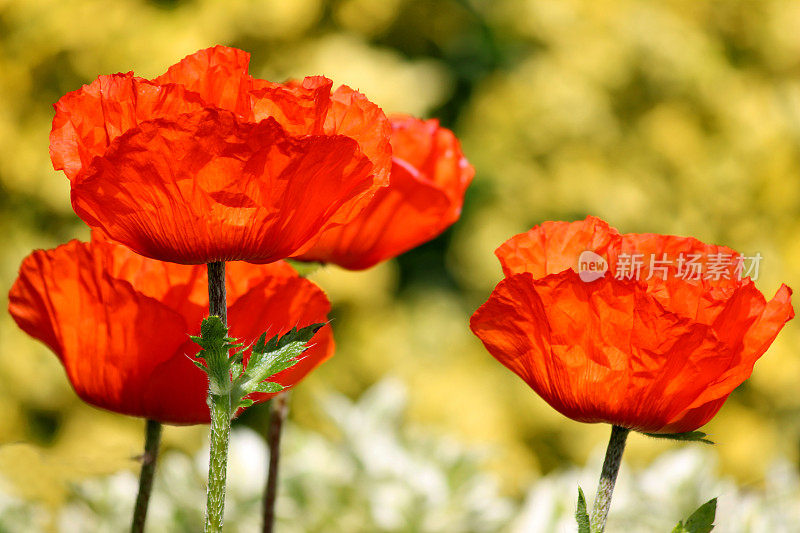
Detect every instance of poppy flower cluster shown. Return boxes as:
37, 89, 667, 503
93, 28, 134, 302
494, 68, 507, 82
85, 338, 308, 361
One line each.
470, 217, 794, 434
8, 232, 333, 424
10, 43, 479, 533
10, 44, 477, 430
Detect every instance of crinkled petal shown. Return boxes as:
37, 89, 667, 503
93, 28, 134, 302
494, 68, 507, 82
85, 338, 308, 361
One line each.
470, 271, 756, 433
251, 80, 394, 221
619, 232, 743, 294
72, 109, 374, 264
250, 76, 334, 134
7, 240, 194, 423
496, 216, 621, 278
323, 85, 392, 194
251, 77, 392, 198
662, 283, 794, 431
154, 45, 252, 116
51, 74, 206, 181
482, 217, 794, 433
8, 238, 334, 424
293, 115, 473, 269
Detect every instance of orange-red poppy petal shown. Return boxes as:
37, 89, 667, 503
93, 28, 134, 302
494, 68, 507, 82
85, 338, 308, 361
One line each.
323, 85, 393, 193
155, 48, 393, 186
71, 109, 375, 264
293, 115, 473, 269
250, 76, 333, 134
251, 77, 392, 192
389, 114, 473, 220
479, 218, 794, 433
291, 173, 451, 269
471, 272, 751, 433
8, 239, 334, 424
154, 45, 252, 116
619, 232, 743, 294
496, 216, 621, 278
667, 283, 794, 426
8, 240, 194, 422
52, 46, 394, 266
50, 74, 207, 182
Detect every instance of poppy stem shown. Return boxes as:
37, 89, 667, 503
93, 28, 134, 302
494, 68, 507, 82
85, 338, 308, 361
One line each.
262, 391, 290, 533
208, 261, 227, 324
205, 261, 230, 533
207, 390, 232, 532
589, 425, 630, 532
130, 419, 162, 533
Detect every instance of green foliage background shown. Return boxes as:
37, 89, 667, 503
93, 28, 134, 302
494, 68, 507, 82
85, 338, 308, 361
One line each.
1, 0, 799, 519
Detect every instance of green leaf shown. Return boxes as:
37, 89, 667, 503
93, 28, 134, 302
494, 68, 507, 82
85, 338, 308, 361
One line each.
671, 498, 717, 533
230, 360, 243, 380
641, 431, 714, 445
684, 498, 716, 533
192, 360, 207, 373
246, 323, 325, 383
254, 381, 284, 394
238, 399, 254, 410
576, 486, 591, 533
253, 323, 325, 355
245, 341, 303, 383
229, 323, 325, 410
251, 332, 269, 354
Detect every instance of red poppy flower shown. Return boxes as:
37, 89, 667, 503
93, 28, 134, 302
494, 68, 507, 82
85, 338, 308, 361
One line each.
8, 233, 334, 424
470, 217, 793, 433
50, 45, 392, 265
292, 114, 474, 270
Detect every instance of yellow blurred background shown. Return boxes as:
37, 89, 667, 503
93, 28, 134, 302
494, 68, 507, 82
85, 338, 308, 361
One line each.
1, 0, 799, 522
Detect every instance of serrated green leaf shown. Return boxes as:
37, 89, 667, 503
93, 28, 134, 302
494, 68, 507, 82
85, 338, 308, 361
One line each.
247, 324, 325, 382
252, 332, 268, 354
192, 360, 207, 373
576, 486, 591, 533
641, 431, 714, 445
254, 323, 325, 356
254, 381, 284, 394
683, 498, 716, 533
243, 340, 306, 385
229, 323, 324, 410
